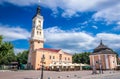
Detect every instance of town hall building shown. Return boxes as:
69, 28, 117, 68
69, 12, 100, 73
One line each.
27, 6, 72, 70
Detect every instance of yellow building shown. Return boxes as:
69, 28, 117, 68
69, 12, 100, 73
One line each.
89, 40, 117, 70
27, 6, 72, 70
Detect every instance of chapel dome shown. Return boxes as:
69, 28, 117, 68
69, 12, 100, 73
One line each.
93, 40, 115, 54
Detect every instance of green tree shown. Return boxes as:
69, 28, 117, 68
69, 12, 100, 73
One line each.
16, 50, 29, 64
72, 53, 81, 63
0, 41, 16, 65
0, 35, 3, 45
72, 52, 91, 64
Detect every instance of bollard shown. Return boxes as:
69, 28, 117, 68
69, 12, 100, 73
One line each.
74, 75, 77, 77
48, 77, 51, 79
58, 76, 61, 78
77, 76, 81, 78
67, 75, 70, 78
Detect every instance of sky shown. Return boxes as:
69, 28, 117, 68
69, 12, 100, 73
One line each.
0, 0, 120, 55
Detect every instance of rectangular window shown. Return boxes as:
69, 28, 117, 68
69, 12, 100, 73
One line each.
37, 31, 38, 35
40, 32, 41, 35
49, 56, 51, 59
59, 54, 62, 60
68, 58, 70, 60
65, 57, 66, 60
53, 56, 55, 59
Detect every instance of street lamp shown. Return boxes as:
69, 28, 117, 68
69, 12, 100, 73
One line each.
41, 54, 45, 79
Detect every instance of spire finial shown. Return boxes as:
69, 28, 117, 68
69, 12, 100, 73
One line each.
36, 0, 41, 15
36, 6, 40, 15
100, 39, 103, 45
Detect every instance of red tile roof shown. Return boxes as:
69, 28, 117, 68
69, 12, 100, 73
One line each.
36, 48, 72, 55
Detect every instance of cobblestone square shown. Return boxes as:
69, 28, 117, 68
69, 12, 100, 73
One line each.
0, 70, 120, 79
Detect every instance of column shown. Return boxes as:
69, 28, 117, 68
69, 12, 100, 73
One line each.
114, 55, 117, 67
105, 54, 109, 69
92, 55, 95, 66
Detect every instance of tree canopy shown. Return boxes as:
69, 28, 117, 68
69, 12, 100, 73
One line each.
72, 52, 91, 64
0, 35, 16, 65
16, 50, 29, 64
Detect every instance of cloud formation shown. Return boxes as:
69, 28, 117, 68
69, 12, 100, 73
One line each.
113, 22, 120, 31
0, 0, 37, 6
93, 4, 120, 22
92, 26, 98, 29
0, 24, 120, 53
0, 24, 30, 41
0, 0, 120, 22
44, 26, 120, 53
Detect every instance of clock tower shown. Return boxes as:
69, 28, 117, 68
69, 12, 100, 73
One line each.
28, 6, 44, 66
30, 6, 44, 50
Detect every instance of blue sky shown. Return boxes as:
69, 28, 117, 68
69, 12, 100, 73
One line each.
0, 0, 120, 55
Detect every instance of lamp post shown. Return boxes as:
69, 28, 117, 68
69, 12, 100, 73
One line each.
41, 54, 45, 79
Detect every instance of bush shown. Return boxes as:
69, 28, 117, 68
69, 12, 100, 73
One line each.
82, 66, 92, 70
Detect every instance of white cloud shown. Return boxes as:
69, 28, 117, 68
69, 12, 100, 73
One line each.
0, 0, 37, 6
14, 48, 27, 54
41, 0, 112, 18
1, 23, 119, 54
42, 0, 120, 22
44, 26, 120, 53
0, 24, 30, 41
82, 21, 88, 25
113, 26, 120, 31
93, 4, 120, 23
117, 22, 120, 25
92, 25, 98, 29
1, 0, 120, 21
113, 21, 120, 31
0, 0, 120, 53
95, 33, 120, 49
62, 9, 80, 18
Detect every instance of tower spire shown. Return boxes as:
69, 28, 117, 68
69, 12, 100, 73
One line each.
100, 39, 103, 45
36, 6, 41, 15
36, 0, 41, 15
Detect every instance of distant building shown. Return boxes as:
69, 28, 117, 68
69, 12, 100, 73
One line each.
89, 40, 117, 70
27, 6, 72, 70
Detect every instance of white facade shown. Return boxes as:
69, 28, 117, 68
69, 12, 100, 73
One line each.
28, 7, 44, 65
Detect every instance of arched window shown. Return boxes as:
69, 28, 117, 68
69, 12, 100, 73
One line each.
37, 31, 39, 35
